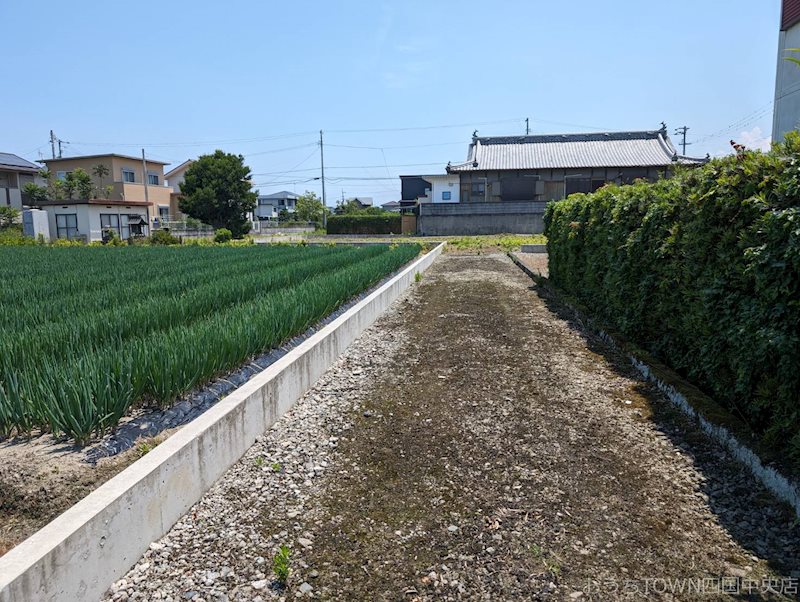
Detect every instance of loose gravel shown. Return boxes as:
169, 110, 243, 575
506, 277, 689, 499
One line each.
105, 254, 800, 601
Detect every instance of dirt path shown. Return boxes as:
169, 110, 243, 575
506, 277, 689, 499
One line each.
108, 254, 799, 601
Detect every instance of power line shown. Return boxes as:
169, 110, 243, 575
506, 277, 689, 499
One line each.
327, 118, 524, 134
67, 131, 318, 148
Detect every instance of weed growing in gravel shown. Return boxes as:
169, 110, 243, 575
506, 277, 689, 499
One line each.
530, 544, 543, 558
415, 271, 422, 282
254, 456, 264, 468
272, 544, 291, 586
271, 462, 282, 472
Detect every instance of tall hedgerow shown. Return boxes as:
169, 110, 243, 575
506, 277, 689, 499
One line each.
545, 132, 800, 466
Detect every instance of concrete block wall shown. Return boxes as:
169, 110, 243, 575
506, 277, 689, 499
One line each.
417, 201, 547, 235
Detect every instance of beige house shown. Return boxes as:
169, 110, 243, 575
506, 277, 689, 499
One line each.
42, 153, 178, 224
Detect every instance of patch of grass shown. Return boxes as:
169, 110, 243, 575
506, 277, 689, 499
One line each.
271, 462, 282, 473
255, 456, 264, 468
530, 543, 543, 558
445, 234, 546, 253
415, 271, 422, 283
135, 438, 160, 457
272, 544, 291, 586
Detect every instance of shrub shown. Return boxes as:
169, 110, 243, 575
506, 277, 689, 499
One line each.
544, 132, 800, 466
149, 229, 181, 246
214, 228, 233, 243
327, 214, 401, 235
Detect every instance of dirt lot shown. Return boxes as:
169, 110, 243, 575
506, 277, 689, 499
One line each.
110, 253, 799, 601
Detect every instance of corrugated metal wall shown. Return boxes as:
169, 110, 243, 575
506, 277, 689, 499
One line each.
783, 0, 800, 30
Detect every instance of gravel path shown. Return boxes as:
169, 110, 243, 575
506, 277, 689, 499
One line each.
106, 254, 800, 601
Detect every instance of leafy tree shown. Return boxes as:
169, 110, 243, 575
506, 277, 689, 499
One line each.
278, 208, 290, 222
0, 206, 20, 229
179, 150, 257, 238
92, 164, 111, 198
65, 168, 93, 200
22, 182, 48, 205
295, 191, 325, 223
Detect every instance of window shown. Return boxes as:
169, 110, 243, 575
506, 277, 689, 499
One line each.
441, 191, 451, 201
56, 213, 79, 239
565, 177, 592, 196
100, 213, 121, 238
122, 168, 135, 183
56, 171, 71, 181
148, 173, 159, 185
158, 206, 169, 220
120, 214, 130, 239
470, 181, 485, 197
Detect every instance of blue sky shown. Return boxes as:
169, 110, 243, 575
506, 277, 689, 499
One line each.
1, 0, 782, 203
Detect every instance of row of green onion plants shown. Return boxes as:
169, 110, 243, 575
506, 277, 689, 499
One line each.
0, 244, 420, 444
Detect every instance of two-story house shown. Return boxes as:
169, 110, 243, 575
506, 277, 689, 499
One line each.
0, 152, 44, 211
39, 153, 174, 241
43, 153, 175, 222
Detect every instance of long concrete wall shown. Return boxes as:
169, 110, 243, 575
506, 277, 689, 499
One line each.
417, 201, 547, 235
0, 243, 444, 602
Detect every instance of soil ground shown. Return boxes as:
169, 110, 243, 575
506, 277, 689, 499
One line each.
110, 253, 800, 601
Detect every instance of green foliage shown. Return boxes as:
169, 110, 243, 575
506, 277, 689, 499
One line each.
295, 191, 325, 223
327, 214, 401, 235
149, 229, 181, 245
179, 150, 257, 238
66, 168, 94, 200
0, 207, 20, 229
0, 244, 421, 444
786, 48, 800, 68
272, 544, 291, 586
545, 132, 800, 466
415, 271, 422, 283
22, 182, 49, 205
214, 228, 233, 243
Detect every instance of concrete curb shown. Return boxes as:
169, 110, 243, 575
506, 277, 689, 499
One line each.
519, 244, 547, 253
509, 253, 800, 519
0, 243, 445, 602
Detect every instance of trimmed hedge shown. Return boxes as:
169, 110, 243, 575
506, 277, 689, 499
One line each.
544, 132, 800, 465
327, 214, 401, 235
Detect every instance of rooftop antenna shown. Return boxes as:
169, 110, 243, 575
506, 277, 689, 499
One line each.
525, 118, 530, 135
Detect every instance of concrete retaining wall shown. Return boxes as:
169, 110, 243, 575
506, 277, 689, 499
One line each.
0, 243, 444, 602
417, 201, 547, 236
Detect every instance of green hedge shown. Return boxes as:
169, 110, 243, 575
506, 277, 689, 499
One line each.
544, 132, 800, 465
327, 214, 401, 235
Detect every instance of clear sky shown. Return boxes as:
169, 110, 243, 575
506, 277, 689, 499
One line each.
1, 0, 782, 204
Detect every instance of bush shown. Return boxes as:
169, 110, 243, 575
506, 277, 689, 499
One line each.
544, 132, 800, 466
149, 229, 181, 246
327, 214, 401, 235
214, 228, 233, 243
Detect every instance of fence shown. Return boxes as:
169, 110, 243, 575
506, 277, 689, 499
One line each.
416, 201, 547, 235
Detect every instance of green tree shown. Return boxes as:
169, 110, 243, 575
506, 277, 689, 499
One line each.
295, 191, 324, 223
22, 182, 48, 205
179, 150, 257, 238
0, 206, 20, 229
92, 164, 111, 198
69, 168, 94, 200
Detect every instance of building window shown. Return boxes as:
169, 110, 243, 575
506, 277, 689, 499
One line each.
158, 206, 169, 221
441, 191, 451, 201
565, 177, 592, 196
100, 213, 121, 238
56, 213, 79, 239
148, 173, 159, 185
56, 171, 71, 181
122, 168, 135, 183
470, 181, 485, 196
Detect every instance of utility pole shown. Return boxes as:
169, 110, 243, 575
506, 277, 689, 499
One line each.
57, 139, 63, 159
50, 130, 56, 159
141, 148, 150, 218
525, 118, 530, 136
319, 130, 327, 228
674, 126, 691, 155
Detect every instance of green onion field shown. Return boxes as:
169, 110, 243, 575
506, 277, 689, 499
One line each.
0, 243, 420, 445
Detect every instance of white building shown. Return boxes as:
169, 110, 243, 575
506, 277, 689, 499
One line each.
39, 199, 150, 242
163, 159, 194, 192
774, 0, 800, 141
256, 191, 299, 220
399, 174, 460, 205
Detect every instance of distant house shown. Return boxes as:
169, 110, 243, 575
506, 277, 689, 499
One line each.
400, 174, 460, 205
443, 127, 705, 202
334, 197, 374, 214
774, 0, 800, 141
380, 200, 402, 212
164, 159, 194, 192
42, 154, 175, 224
0, 153, 44, 211
256, 191, 299, 220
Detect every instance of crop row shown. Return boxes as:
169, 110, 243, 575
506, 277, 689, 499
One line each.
0, 244, 420, 444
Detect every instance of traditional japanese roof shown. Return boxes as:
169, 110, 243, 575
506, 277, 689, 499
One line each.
447, 129, 706, 172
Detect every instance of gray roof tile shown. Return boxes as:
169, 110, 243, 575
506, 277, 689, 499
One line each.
0, 152, 41, 172
447, 130, 705, 171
